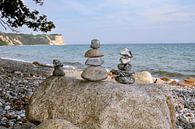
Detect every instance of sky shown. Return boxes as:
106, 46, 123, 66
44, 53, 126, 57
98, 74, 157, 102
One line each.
20, 0, 195, 44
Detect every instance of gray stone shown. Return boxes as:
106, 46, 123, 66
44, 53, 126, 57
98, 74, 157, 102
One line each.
120, 48, 133, 58
85, 57, 104, 66
81, 66, 107, 81
115, 75, 135, 84
84, 49, 104, 58
34, 119, 80, 129
90, 39, 100, 49
120, 57, 131, 64
53, 59, 63, 67
26, 77, 176, 129
53, 60, 65, 76
117, 63, 132, 71
53, 68, 65, 76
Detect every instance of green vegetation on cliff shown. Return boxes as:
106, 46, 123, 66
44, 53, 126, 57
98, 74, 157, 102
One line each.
0, 41, 7, 46
0, 32, 63, 45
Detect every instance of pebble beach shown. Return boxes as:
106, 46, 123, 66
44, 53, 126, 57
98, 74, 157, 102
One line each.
0, 58, 194, 129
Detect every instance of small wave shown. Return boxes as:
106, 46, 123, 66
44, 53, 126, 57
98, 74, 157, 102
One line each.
151, 70, 195, 78
0, 57, 31, 63
63, 62, 85, 69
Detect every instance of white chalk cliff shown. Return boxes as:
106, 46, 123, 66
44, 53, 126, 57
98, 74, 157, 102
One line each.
0, 32, 64, 45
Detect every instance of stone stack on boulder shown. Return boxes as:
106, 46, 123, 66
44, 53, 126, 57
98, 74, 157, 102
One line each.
115, 48, 135, 84
52, 59, 65, 76
26, 77, 176, 129
81, 39, 107, 81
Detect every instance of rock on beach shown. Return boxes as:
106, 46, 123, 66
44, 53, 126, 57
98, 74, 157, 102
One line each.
34, 119, 80, 129
27, 76, 176, 129
133, 71, 153, 84
0, 58, 194, 129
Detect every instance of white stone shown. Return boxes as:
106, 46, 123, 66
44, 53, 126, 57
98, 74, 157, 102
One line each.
120, 48, 132, 57
133, 71, 154, 84
5, 105, 10, 110
120, 57, 131, 64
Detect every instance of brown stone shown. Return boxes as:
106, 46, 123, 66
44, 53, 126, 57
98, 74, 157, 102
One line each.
161, 77, 171, 81
81, 66, 107, 81
178, 81, 193, 87
84, 49, 104, 58
184, 77, 195, 86
154, 78, 165, 84
169, 80, 177, 85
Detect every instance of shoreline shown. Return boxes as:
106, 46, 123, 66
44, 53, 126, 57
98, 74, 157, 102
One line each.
0, 58, 195, 128
1, 57, 194, 79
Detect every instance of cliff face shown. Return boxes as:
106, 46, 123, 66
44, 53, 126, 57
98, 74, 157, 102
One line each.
0, 33, 64, 46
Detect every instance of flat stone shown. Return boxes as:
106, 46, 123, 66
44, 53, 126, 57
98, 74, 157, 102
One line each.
81, 66, 107, 81
115, 76, 135, 84
120, 57, 131, 64
85, 57, 104, 66
90, 39, 100, 49
118, 63, 132, 71
84, 49, 104, 58
120, 48, 133, 57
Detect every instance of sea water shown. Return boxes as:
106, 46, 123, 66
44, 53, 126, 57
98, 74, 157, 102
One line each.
0, 43, 194, 78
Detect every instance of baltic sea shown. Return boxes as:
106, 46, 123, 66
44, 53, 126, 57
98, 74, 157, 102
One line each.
0, 43, 194, 78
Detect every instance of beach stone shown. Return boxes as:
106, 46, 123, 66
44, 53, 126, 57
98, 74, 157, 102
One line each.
85, 58, 104, 66
115, 75, 135, 84
53, 68, 65, 76
84, 49, 104, 58
26, 77, 176, 129
117, 63, 132, 71
154, 78, 165, 84
34, 119, 80, 129
120, 57, 131, 64
90, 39, 100, 49
81, 66, 107, 81
120, 48, 133, 57
53, 60, 65, 76
184, 77, 195, 86
178, 81, 193, 87
161, 77, 171, 82
133, 71, 153, 84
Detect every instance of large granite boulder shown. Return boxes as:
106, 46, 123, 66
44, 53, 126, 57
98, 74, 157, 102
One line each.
26, 76, 175, 129
34, 119, 80, 129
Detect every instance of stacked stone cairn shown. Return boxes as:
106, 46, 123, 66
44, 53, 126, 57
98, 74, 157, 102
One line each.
81, 39, 108, 81
115, 48, 135, 84
52, 59, 65, 76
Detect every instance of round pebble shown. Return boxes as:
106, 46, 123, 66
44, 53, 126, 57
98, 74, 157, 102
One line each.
5, 106, 10, 110
90, 39, 100, 49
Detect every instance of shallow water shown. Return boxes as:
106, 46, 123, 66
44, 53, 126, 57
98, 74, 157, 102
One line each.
0, 43, 194, 78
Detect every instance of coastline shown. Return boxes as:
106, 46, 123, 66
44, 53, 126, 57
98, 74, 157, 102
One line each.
0, 58, 195, 128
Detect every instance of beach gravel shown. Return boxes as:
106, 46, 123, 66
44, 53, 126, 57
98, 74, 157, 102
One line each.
0, 58, 195, 129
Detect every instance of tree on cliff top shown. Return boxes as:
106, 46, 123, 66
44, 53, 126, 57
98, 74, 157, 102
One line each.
0, 0, 55, 32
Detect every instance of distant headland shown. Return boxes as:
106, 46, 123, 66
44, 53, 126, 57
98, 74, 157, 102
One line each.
0, 32, 64, 46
